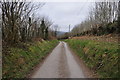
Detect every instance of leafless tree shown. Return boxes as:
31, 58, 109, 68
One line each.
70, 1, 118, 37
1, 1, 44, 44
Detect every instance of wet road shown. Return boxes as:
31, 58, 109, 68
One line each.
32, 41, 86, 78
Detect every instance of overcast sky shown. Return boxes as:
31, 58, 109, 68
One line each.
37, 2, 95, 32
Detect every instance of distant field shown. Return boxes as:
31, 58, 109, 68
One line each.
2, 40, 58, 78
65, 39, 118, 78
72, 34, 118, 43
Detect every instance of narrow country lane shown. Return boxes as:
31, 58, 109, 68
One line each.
31, 41, 90, 78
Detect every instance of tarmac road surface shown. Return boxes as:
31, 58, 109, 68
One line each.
31, 41, 93, 78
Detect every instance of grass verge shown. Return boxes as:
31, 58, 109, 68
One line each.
65, 39, 118, 78
2, 40, 59, 78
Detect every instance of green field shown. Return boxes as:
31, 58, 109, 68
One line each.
3, 40, 58, 78
65, 39, 119, 78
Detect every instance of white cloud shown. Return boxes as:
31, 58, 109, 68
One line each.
38, 2, 94, 32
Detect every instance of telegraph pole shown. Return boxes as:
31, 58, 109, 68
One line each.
69, 25, 70, 38
69, 25, 70, 32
